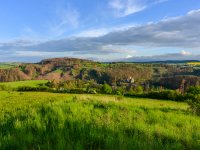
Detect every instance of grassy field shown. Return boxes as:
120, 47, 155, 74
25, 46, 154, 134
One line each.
187, 62, 200, 66
0, 91, 199, 149
0, 62, 20, 69
0, 80, 48, 89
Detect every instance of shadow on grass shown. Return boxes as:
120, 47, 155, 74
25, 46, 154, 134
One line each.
0, 105, 198, 150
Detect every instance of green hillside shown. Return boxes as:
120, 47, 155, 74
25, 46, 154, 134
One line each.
0, 92, 199, 149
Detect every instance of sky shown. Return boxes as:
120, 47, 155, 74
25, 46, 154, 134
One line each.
0, 0, 200, 62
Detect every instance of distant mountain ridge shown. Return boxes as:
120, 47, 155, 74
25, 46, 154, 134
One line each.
0, 58, 95, 82
0, 57, 152, 83
117, 52, 200, 62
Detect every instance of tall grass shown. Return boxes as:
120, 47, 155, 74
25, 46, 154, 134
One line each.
0, 92, 199, 149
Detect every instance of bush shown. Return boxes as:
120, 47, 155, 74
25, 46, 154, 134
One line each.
187, 94, 200, 115
114, 87, 125, 95
101, 83, 112, 94
69, 88, 86, 94
87, 87, 97, 94
0, 85, 11, 91
17, 86, 49, 92
125, 90, 185, 101
187, 86, 200, 95
145, 90, 182, 101
135, 85, 143, 94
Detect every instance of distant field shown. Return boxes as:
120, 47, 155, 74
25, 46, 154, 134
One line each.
187, 62, 200, 65
0, 91, 199, 149
0, 62, 20, 69
0, 80, 48, 88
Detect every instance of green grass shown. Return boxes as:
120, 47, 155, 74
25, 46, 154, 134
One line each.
0, 80, 48, 89
0, 62, 20, 69
0, 92, 199, 149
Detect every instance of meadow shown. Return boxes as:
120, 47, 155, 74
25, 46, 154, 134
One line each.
0, 80, 48, 89
187, 62, 200, 66
0, 91, 199, 149
0, 63, 20, 69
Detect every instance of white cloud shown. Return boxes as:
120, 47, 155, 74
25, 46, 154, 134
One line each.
1, 9, 200, 61
50, 4, 80, 37
75, 29, 108, 37
74, 23, 138, 37
119, 51, 200, 62
181, 50, 191, 55
188, 9, 200, 15
109, 0, 146, 17
108, 0, 166, 17
126, 54, 133, 58
98, 9, 200, 49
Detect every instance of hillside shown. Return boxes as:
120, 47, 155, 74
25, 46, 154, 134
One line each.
0, 57, 200, 92
0, 57, 153, 83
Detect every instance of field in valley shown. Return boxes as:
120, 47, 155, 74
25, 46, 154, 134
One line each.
0, 80, 48, 89
0, 91, 199, 149
0, 63, 20, 69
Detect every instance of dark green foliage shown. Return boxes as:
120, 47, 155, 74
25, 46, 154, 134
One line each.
45, 80, 56, 88
101, 83, 112, 94
187, 94, 200, 115
134, 85, 143, 94
86, 87, 97, 94
0, 85, 10, 91
187, 86, 200, 94
186, 87, 200, 115
17, 86, 49, 92
126, 90, 185, 101
113, 87, 125, 95
68, 88, 86, 94
144, 90, 182, 101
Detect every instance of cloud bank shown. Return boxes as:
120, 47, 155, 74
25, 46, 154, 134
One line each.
0, 9, 200, 61
119, 51, 200, 62
108, 0, 166, 17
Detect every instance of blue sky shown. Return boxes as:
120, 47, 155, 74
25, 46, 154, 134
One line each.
0, 0, 200, 62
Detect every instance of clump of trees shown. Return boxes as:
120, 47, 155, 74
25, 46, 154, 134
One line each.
186, 87, 200, 115
101, 83, 112, 94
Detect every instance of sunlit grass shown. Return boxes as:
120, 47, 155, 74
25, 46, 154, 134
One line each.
0, 91, 199, 149
0, 62, 20, 69
187, 62, 200, 66
0, 80, 48, 88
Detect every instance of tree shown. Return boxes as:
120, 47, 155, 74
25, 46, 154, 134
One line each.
187, 95, 200, 115
101, 83, 112, 94
187, 86, 200, 95
135, 85, 143, 94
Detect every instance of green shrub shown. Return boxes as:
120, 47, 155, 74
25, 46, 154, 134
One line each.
187, 86, 200, 95
135, 85, 143, 94
69, 88, 86, 94
187, 94, 200, 115
114, 87, 125, 95
87, 87, 97, 94
100, 83, 112, 94
145, 90, 182, 101
17, 86, 49, 92
0, 85, 11, 91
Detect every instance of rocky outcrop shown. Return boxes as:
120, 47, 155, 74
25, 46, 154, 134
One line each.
0, 68, 31, 82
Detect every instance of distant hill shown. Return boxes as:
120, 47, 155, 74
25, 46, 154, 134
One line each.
1, 57, 200, 91
0, 57, 101, 82
117, 53, 200, 62
118, 60, 200, 64
0, 57, 152, 83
